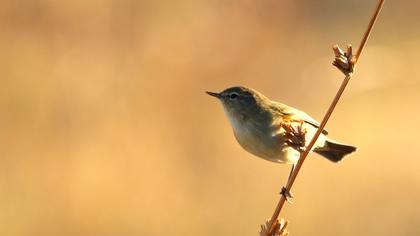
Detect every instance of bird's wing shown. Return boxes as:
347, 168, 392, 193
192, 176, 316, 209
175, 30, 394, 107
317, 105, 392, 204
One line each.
271, 102, 329, 135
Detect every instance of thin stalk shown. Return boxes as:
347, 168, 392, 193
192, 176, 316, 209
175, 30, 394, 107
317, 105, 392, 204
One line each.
266, 1, 385, 235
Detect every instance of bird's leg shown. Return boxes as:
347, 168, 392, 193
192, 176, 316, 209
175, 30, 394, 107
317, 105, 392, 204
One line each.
287, 164, 295, 184
279, 122, 307, 203
280, 164, 295, 203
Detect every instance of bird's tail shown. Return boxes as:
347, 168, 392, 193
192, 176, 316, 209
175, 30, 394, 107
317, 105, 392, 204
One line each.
314, 139, 357, 162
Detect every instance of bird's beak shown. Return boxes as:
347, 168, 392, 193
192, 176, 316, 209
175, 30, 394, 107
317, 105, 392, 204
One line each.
206, 91, 221, 99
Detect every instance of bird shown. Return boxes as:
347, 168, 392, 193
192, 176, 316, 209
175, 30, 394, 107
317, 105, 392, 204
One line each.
206, 86, 357, 197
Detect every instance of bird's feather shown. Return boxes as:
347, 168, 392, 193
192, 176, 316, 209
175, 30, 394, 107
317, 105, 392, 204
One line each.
270, 101, 328, 135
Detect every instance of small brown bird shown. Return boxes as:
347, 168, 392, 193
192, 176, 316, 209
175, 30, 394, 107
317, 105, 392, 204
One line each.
207, 86, 357, 164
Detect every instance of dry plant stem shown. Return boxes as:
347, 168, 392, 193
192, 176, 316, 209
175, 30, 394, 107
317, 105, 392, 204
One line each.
355, 0, 386, 64
266, 75, 351, 235
265, 0, 385, 235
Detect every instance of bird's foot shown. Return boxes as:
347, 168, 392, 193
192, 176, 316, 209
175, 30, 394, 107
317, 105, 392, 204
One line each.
280, 187, 294, 204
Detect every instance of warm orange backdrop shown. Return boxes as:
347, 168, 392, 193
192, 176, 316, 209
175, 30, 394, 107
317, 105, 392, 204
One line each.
0, 1, 419, 235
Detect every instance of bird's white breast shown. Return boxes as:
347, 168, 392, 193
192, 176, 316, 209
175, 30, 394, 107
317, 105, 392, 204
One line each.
224, 109, 300, 164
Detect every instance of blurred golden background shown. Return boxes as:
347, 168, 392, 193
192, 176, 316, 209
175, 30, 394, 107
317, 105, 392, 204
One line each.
1, 1, 419, 235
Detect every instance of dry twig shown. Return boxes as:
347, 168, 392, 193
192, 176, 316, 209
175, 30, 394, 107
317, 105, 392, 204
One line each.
263, 0, 385, 235
281, 121, 307, 152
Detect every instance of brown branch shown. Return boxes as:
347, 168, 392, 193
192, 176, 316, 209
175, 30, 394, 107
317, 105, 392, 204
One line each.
264, 0, 385, 235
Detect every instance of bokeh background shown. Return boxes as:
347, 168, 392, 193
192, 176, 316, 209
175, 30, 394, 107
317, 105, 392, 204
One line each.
1, 1, 419, 235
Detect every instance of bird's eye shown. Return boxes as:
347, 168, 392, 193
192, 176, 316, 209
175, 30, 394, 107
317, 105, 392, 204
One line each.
229, 93, 238, 99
